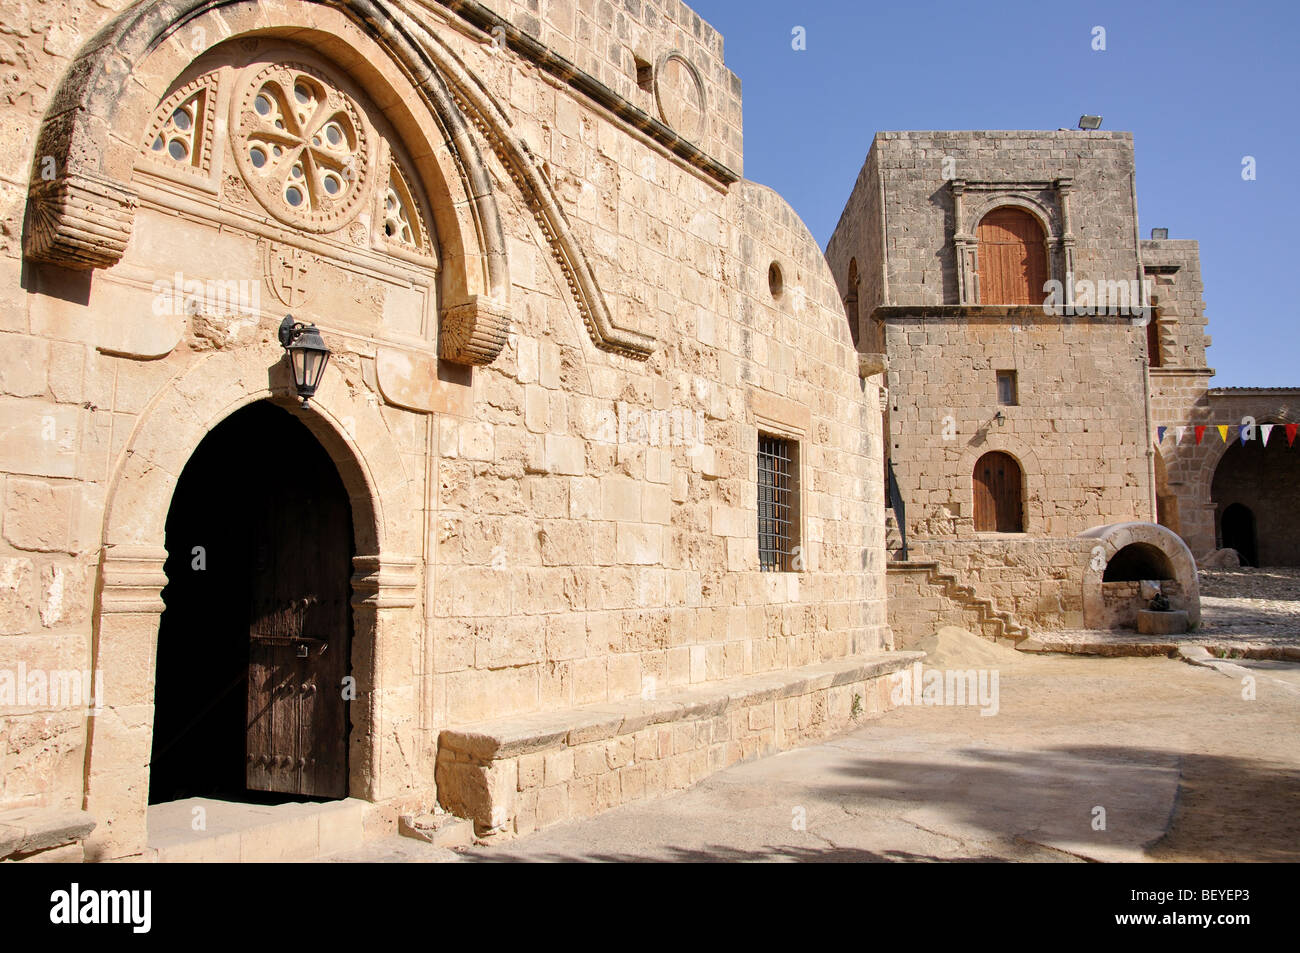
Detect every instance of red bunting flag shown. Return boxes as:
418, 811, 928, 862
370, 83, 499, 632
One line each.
1288, 424, 1298, 447
1194, 425, 1206, 445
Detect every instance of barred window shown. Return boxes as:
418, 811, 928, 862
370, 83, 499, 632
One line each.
758, 434, 798, 571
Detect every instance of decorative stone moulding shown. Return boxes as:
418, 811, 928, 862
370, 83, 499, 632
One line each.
25, 171, 137, 269
653, 50, 706, 143
231, 61, 375, 233
439, 296, 511, 366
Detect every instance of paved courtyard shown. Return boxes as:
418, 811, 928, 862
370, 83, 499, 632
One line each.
443, 569, 1300, 863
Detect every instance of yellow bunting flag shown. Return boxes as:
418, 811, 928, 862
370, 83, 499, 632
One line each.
1217, 425, 1229, 443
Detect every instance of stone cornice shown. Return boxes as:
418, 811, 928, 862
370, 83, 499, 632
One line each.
433, 0, 739, 185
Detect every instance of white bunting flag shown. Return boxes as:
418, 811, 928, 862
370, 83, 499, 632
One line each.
1261, 423, 1275, 445
1175, 426, 1187, 445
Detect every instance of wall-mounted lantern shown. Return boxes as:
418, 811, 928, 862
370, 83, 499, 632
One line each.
994, 410, 1007, 427
278, 315, 331, 407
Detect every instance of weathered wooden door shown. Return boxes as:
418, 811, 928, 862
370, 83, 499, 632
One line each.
977, 207, 1048, 305
246, 421, 353, 798
973, 451, 1023, 533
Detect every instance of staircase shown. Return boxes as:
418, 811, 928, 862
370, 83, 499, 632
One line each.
886, 560, 1031, 646
885, 508, 906, 559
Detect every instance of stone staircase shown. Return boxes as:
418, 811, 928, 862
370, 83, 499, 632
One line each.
885, 508, 905, 558
886, 560, 1031, 646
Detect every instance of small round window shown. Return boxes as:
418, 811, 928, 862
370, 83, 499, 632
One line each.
768, 262, 784, 299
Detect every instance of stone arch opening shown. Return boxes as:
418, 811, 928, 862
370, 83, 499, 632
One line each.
1220, 502, 1258, 568
1079, 522, 1201, 629
150, 401, 355, 805
85, 343, 422, 860
1102, 542, 1175, 582
1211, 433, 1299, 566
977, 206, 1048, 305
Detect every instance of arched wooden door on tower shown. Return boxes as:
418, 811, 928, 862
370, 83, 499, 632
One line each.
973, 451, 1024, 532
977, 207, 1048, 305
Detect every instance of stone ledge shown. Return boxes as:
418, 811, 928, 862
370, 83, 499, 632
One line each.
436, 652, 922, 838
0, 807, 96, 861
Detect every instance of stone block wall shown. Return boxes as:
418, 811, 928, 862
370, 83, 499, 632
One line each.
882, 312, 1153, 539
829, 131, 1142, 309
0, 0, 887, 854
906, 538, 1090, 631
825, 145, 884, 349
1142, 239, 1209, 370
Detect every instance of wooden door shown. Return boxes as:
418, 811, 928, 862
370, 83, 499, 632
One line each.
246, 421, 353, 798
973, 451, 1023, 533
977, 207, 1048, 305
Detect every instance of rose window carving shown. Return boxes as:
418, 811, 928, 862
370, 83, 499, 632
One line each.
232, 63, 373, 232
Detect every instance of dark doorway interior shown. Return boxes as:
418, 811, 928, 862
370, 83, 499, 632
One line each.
149, 401, 354, 805
1221, 502, 1258, 568
1212, 433, 1298, 566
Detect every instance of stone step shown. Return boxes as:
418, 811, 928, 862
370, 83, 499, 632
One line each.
399, 812, 475, 849
145, 797, 370, 862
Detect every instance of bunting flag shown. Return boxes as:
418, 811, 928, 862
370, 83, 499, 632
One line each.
1156, 421, 1297, 450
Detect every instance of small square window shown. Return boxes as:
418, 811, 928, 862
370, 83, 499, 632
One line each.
758, 434, 799, 572
996, 370, 1018, 406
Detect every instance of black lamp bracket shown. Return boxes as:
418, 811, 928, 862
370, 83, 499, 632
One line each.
278, 314, 308, 348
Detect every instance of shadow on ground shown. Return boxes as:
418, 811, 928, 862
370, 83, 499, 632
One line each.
463, 743, 1300, 863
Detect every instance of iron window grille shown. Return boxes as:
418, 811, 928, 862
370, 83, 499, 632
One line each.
758, 434, 796, 572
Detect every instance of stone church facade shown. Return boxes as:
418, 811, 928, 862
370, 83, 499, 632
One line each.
0, 0, 906, 861
828, 129, 1296, 645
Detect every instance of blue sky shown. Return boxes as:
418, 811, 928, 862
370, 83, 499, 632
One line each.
691, 0, 1299, 387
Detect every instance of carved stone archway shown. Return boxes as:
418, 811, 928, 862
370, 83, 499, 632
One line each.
87, 342, 422, 860
23, 0, 654, 361
1079, 522, 1200, 628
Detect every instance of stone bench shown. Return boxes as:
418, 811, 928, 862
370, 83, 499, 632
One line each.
0, 807, 96, 862
436, 651, 922, 838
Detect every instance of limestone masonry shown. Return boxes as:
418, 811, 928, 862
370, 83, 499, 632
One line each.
0, 1, 1291, 861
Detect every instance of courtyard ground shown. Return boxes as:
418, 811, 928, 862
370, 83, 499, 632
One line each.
327, 567, 1300, 863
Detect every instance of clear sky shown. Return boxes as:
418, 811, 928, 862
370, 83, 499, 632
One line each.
690, 0, 1299, 387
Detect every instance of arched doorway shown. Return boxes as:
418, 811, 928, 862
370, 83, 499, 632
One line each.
977, 207, 1048, 305
1211, 432, 1299, 565
973, 451, 1024, 532
149, 401, 354, 805
1220, 503, 1258, 567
